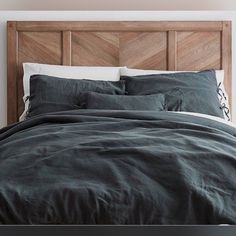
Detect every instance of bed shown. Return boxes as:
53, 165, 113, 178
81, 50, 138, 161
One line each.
1, 21, 235, 224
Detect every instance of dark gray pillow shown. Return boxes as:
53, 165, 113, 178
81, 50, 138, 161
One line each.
121, 70, 224, 118
28, 74, 126, 117
85, 92, 165, 111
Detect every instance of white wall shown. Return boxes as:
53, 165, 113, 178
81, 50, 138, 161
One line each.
0, 11, 235, 128
1, 0, 236, 10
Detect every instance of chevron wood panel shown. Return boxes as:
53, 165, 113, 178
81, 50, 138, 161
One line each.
176, 32, 221, 71
71, 32, 119, 66
18, 32, 62, 115
120, 32, 168, 69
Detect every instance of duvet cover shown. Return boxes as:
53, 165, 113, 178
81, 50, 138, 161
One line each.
0, 110, 236, 224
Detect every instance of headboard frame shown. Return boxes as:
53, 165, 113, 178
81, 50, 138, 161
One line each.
7, 21, 232, 124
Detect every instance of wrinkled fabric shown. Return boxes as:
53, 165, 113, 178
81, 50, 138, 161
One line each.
28, 75, 126, 118
85, 92, 165, 111
0, 110, 236, 224
122, 70, 224, 118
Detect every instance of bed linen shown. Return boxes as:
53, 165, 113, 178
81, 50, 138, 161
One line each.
122, 70, 224, 118
121, 68, 230, 121
171, 111, 236, 129
85, 92, 165, 111
27, 75, 126, 117
20, 63, 125, 121
0, 110, 236, 224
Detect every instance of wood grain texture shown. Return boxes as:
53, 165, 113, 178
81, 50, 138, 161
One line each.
7, 21, 18, 124
168, 31, 177, 70
62, 31, 72, 66
72, 32, 119, 66
222, 22, 232, 107
16, 21, 223, 32
7, 21, 232, 124
120, 32, 167, 69
177, 32, 221, 71
18, 32, 62, 64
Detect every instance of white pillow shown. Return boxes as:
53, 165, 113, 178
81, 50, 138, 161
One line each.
20, 63, 125, 121
121, 68, 231, 121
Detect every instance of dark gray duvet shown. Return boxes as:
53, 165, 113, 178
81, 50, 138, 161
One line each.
0, 110, 236, 224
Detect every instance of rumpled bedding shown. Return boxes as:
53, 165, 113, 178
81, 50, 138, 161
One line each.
0, 110, 236, 224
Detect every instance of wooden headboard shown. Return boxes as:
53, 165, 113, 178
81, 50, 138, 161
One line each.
7, 21, 232, 125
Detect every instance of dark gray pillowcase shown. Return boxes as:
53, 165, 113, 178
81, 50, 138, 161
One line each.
28, 74, 126, 117
121, 70, 224, 118
85, 92, 165, 111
